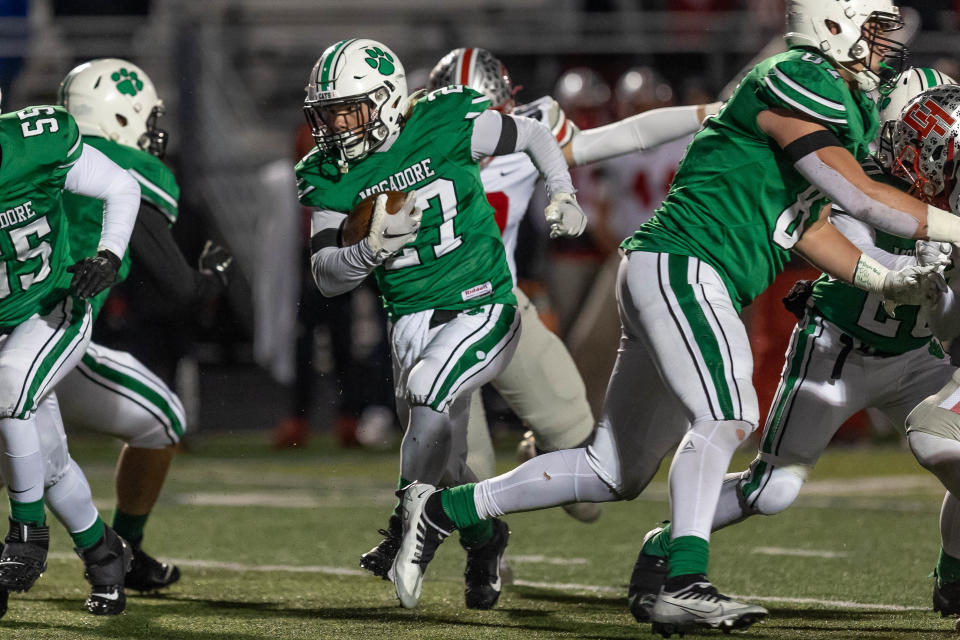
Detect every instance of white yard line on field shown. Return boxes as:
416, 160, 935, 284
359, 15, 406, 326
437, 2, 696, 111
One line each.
751, 546, 848, 558
509, 554, 589, 565
45, 552, 926, 612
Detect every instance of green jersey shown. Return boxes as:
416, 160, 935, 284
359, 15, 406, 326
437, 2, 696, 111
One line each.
296, 86, 516, 318
62, 136, 180, 318
812, 158, 937, 355
0, 106, 83, 327
623, 47, 879, 310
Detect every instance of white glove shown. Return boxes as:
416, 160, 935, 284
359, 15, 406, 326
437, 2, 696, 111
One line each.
544, 192, 587, 239
878, 263, 941, 315
366, 191, 422, 262
915, 240, 952, 270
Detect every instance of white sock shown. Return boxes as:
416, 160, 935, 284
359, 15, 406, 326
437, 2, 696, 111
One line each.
45, 458, 98, 534
669, 420, 751, 540
473, 448, 614, 519
0, 416, 45, 504
711, 472, 748, 530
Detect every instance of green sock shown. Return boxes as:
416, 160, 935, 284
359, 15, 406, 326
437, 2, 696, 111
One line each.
72, 517, 105, 550
641, 523, 671, 558
668, 535, 709, 578
9, 498, 45, 527
112, 509, 148, 545
394, 476, 412, 517
938, 548, 960, 585
440, 483, 481, 529
459, 520, 494, 548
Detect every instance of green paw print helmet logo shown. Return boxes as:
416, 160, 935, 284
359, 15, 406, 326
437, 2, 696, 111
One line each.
364, 47, 395, 76
111, 68, 144, 97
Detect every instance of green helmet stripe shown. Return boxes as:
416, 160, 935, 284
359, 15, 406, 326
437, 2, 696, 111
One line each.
319, 38, 356, 90
921, 67, 939, 88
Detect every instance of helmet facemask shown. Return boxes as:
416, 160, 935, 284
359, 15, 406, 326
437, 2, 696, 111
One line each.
304, 84, 396, 170
848, 12, 908, 92
138, 105, 168, 158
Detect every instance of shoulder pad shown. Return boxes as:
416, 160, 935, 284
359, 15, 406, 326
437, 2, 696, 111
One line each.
514, 95, 574, 146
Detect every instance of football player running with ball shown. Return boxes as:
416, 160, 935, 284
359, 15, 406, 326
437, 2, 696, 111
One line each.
425, 48, 719, 529
390, 1, 960, 633
0, 98, 141, 613
630, 68, 960, 623
297, 39, 585, 610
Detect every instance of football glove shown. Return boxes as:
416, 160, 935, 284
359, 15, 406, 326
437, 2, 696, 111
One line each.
915, 240, 953, 270
367, 191, 422, 262
877, 263, 941, 315
544, 192, 587, 239
67, 250, 121, 298
198, 240, 234, 288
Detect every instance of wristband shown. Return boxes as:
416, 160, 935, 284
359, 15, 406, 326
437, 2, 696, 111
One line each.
852, 253, 889, 296
926, 205, 960, 242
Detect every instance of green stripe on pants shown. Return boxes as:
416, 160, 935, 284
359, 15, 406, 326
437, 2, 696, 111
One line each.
761, 315, 818, 454
81, 353, 184, 438
19, 298, 88, 418
430, 306, 517, 411
667, 254, 734, 420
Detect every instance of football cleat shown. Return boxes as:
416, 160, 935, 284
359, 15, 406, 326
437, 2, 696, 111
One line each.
125, 544, 180, 592
933, 577, 960, 616
0, 586, 7, 620
389, 482, 451, 609
628, 526, 670, 622
77, 525, 133, 615
360, 514, 402, 580
463, 518, 510, 610
0, 518, 49, 592
650, 577, 767, 637
516, 431, 601, 523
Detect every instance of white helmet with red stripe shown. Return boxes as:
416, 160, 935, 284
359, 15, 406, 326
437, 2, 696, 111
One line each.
428, 47, 517, 112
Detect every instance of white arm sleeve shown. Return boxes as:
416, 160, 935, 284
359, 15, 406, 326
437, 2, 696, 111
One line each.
793, 151, 921, 239
309, 209, 379, 297
63, 143, 141, 258
830, 210, 916, 271
569, 105, 702, 166
471, 110, 574, 199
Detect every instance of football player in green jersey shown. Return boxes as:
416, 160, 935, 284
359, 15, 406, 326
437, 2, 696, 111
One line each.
50, 58, 231, 594
630, 68, 960, 622
299, 38, 585, 610
391, 1, 960, 633
0, 100, 141, 613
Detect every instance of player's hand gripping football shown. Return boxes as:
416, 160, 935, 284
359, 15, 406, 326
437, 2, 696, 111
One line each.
199, 240, 234, 288
367, 190, 422, 262
67, 250, 122, 298
544, 192, 587, 239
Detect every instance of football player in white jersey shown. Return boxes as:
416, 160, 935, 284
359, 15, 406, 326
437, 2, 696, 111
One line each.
423, 49, 721, 524
628, 69, 960, 622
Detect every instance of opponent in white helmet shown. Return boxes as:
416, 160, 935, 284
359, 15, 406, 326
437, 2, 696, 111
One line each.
303, 38, 410, 172
427, 47, 518, 113
58, 58, 167, 157
886, 84, 960, 213
785, 0, 908, 92
876, 67, 956, 165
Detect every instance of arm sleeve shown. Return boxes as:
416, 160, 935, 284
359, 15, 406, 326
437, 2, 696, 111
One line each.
129, 202, 222, 307
63, 143, 141, 258
309, 209, 380, 297
470, 110, 575, 199
829, 211, 916, 270
569, 105, 701, 166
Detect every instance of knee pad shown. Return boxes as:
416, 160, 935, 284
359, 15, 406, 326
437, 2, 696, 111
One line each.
739, 461, 808, 516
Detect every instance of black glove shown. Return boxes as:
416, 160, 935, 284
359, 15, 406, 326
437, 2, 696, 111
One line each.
782, 279, 814, 320
198, 240, 234, 288
67, 250, 121, 298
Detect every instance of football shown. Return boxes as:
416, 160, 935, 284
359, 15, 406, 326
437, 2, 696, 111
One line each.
341, 190, 410, 246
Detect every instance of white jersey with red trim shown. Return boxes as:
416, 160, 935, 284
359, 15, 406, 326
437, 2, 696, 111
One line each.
579, 135, 691, 240
480, 95, 573, 283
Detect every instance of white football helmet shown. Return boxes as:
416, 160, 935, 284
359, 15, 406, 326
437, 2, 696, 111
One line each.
886, 84, 960, 213
784, 0, 907, 92
58, 58, 167, 157
876, 68, 956, 170
304, 38, 409, 172
427, 47, 517, 113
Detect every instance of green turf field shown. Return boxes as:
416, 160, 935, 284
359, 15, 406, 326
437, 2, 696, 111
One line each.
1, 432, 956, 639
